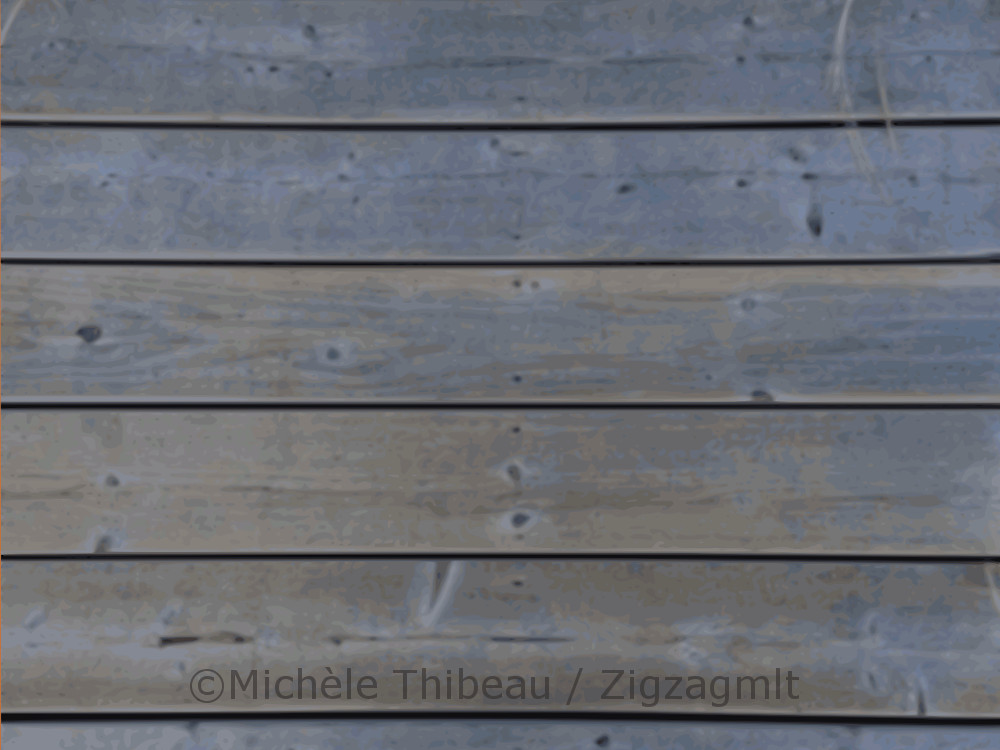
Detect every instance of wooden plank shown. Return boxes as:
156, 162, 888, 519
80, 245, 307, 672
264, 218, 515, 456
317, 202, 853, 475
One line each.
4, 559, 999, 714
3, 265, 999, 402
3, 0, 999, 123
3, 409, 998, 555
4, 127, 1000, 261
4, 720, 1000, 750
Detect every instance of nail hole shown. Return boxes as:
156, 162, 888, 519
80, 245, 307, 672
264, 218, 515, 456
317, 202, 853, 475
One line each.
742, 15, 754, 27
511, 512, 531, 528
596, 736, 610, 748
507, 464, 522, 482
303, 23, 317, 39
806, 204, 823, 237
741, 298, 756, 311
512, 375, 523, 384
736, 178, 748, 188
617, 183, 636, 194
512, 578, 525, 587
801, 172, 818, 181
512, 279, 522, 288
105, 474, 120, 487
269, 65, 279, 72
511, 426, 521, 434
326, 347, 341, 361
76, 325, 102, 343
752, 389, 774, 402
736, 54, 746, 64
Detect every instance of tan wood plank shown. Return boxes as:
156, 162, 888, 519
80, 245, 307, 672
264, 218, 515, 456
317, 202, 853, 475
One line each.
4, 127, 1000, 261
3, 0, 999, 122
3, 409, 998, 555
4, 559, 999, 715
4, 720, 1000, 749
3, 265, 999, 402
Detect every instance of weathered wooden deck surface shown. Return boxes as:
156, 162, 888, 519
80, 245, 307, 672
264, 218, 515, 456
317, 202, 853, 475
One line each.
5, 721, 1000, 750
3, 0, 999, 122
4, 409, 999, 555
4, 265, 999, 402
8, 720, 1000, 749
2, 0, 999, 741
4, 559, 1000, 714
4, 126, 999, 261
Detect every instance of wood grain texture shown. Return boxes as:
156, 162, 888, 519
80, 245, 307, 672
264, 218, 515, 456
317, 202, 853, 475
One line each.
3, 265, 999, 402
4, 720, 1000, 750
3, 0, 1000, 122
4, 409, 999, 555
4, 559, 1000, 714
5, 127, 1000, 261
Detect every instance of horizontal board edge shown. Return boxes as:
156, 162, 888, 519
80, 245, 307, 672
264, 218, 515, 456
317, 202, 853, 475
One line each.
4, 256, 1000, 266
3, 553, 1000, 563
4, 711, 1000, 724
5, 398, 1000, 407
5, 113, 1000, 128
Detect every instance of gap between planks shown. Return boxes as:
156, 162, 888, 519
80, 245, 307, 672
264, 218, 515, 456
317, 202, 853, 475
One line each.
3, 258, 1000, 267
6, 114, 1000, 130
5, 400, 1000, 408
4, 554, 1000, 563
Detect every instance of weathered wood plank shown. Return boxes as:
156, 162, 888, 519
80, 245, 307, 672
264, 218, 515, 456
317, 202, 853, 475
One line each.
3, 265, 999, 402
4, 559, 999, 714
3, 0, 999, 122
5, 127, 1000, 261
4, 720, 1000, 750
4, 410, 998, 555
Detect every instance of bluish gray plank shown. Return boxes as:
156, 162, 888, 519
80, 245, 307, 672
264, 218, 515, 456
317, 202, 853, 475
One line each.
2, 265, 999, 402
4, 720, 1000, 749
4, 559, 999, 714
4, 127, 1000, 260
2, 0, 999, 121
3, 410, 998, 555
